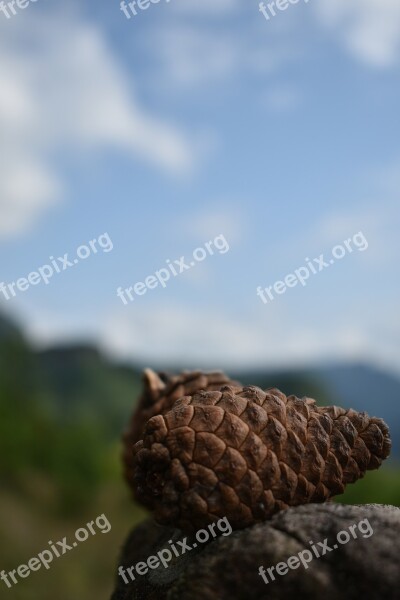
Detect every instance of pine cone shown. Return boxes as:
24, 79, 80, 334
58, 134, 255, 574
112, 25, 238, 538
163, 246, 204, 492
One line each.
132, 385, 391, 532
123, 369, 241, 491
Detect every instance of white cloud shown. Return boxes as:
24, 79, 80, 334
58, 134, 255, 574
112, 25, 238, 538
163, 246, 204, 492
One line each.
23, 302, 399, 373
263, 197, 400, 274
145, 19, 297, 90
315, 0, 400, 67
91, 305, 400, 374
261, 84, 303, 112
175, 206, 246, 246
0, 10, 196, 238
0, 166, 60, 238
99, 306, 265, 367
150, 26, 238, 87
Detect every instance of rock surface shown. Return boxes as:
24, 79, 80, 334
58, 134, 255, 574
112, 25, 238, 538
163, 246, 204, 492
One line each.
111, 503, 400, 600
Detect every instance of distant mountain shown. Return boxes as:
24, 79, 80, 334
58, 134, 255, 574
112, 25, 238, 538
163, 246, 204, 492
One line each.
0, 313, 142, 438
0, 312, 37, 401
0, 312, 23, 341
36, 345, 142, 433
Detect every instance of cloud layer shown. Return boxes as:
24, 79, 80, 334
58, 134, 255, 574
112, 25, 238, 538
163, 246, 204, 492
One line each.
0, 10, 195, 238
316, 0, 400, 67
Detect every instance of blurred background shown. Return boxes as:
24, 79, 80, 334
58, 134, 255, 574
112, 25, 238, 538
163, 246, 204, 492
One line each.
0, 0, 399, 598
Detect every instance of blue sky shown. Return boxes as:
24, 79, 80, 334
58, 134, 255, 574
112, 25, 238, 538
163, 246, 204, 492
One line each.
0, 0, 399, 373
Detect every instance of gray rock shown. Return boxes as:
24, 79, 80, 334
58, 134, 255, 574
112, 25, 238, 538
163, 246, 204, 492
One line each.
111, 504, 400, 600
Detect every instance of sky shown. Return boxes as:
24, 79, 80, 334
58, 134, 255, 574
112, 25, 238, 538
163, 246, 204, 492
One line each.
0, 0, 399, 374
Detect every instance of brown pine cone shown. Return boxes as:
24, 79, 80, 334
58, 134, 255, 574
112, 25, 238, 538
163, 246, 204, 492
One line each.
122, 369, 241, 491
132, 385, 391, 532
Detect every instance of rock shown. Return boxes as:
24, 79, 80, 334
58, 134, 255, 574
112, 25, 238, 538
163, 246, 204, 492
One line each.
111, 503, 400, 600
